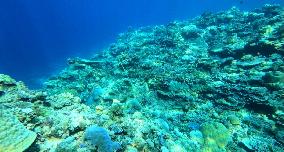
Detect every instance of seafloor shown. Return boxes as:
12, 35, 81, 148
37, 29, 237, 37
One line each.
1, 4, 284, 152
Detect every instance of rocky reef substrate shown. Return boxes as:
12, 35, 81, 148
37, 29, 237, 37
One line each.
1, 4, 284, 152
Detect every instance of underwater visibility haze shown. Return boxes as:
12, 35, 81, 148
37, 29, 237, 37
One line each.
0, 0, 284, 152
0, 0, 283, 88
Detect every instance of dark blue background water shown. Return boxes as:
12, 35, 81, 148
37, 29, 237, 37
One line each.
0, 0, 283, 88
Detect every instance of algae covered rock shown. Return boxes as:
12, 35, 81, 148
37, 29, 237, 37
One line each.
0, 74, 17, 89
47, 92, 81, 109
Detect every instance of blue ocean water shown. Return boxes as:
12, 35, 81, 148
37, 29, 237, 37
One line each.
0, 0, 283, 89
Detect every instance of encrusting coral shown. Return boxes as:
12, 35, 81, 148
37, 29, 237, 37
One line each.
0, 108, 37, 152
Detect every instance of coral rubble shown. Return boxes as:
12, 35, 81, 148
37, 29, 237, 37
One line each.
1, 4, 284, 152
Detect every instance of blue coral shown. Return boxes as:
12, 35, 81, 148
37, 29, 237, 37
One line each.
85, 125, 121, 152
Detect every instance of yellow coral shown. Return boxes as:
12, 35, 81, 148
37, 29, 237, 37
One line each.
200, 122, 230, 152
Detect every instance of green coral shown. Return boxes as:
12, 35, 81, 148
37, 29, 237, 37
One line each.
0, 108, 37, 152
200, 122, 230, 152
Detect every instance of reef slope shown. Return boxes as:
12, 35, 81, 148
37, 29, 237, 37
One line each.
1, 4, 284, 152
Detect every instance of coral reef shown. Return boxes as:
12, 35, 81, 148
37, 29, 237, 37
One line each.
1, 4, 284, 152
